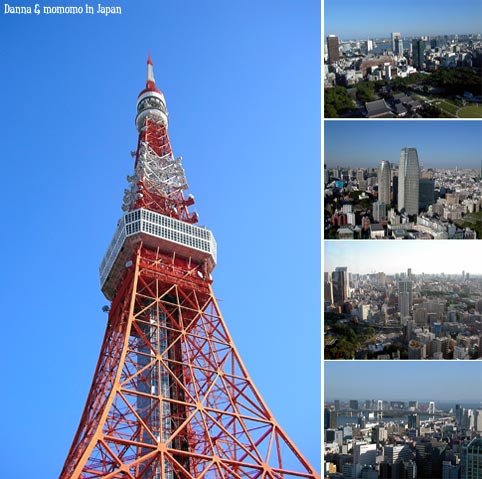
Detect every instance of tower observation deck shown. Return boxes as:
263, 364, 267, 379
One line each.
59, 56, 319, 479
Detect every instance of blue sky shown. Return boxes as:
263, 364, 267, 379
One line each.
325, 361, 482, 401
325, 121, 482, 169
325, 241, 482, 275
324, 0, 482, 39
0, 1, 320, 476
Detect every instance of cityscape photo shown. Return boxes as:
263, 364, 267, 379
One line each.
324, 361, 482, 478
324, 0, 482, 118
324, 241, 482, 360
324, 121, 482, 240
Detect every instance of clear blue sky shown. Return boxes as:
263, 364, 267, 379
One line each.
325, 361, 482, 401
324, 0, 482, 39
325, 241, 482, 275
0, 1, 320, 476
325, 121, 482, 169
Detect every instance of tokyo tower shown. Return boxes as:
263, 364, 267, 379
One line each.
59, 55, 319, 479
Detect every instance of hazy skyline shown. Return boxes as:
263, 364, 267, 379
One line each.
324, 0, 482, 39
325, 122, 482, 169
325, 361, 482, 401
325, 241, 482, 275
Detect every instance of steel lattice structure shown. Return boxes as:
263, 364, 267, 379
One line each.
59, 55, 319, 479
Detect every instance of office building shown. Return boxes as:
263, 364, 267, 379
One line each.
325, 407, 337, 429
354, 442, 377, 468
408, 414, 420, 429
398, 277, 413, 318
408, 340, 426, 359
332, 267, 349, 306
384, 445, 412, 464
378, 160, 391, 205
419, 178, 435, 210
373, 201, 387, 222
327, 35, 340, 64
392, 32, 403, 55
461, 438, 482, 479
398, 148, 420, 215
412, 38, 426, 69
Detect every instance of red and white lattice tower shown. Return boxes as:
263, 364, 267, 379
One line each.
59, 55, 319, 479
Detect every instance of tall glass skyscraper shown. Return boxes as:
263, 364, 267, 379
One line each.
398, 148, 420, 216
378, 160, 391, 205
461, 437, 482, 479
412, 39, 426, 70
332, 266, 348, 306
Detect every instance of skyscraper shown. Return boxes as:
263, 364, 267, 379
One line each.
332, 267, 349, 306
327, 35, 340, 64
412, 39, 426, 69
398, 148, 420, 216
378, 160, 391, 205
325, 407, 337, 429
392, 32, 402, 55
408, 414, 420, 429
399, 277, 413, 318
392, 32, 401, 53
461, 437, 482, 479
419, 178, 435, 210
324, 272, 334, 304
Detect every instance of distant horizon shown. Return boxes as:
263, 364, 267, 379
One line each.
326, 164, 481, 171
325, 122, 482, 169
324, 362, 482, 400
324, 0, 482, 40
324, 270, 482, 277
325, 397, 482, 404
325, 32, 482, 42
324, 241, 482, 275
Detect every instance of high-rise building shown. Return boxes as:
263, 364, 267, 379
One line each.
408, 413, 420, 429
392, 32, 402, 54
373, 201, 387, 222
354, 442, 377, 468
384, 445, 412, 464
378, 160, 391, 205
398, 277, 413, 318
325, 407, 337, 429
350, 400, 359, 411
412, 38, 426, 69
408, 340, 426, 359
327, 35, 340, 64
461, 437, 482, 479
324, 273, 334, 304
392, 175, 398, 204
398, 147, 420, 215
419, 178, 435, 210
475, 410, 482, 432
332, 267, 349, 306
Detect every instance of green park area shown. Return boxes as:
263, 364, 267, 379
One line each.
455, 211, 482, 238
458, 105, 482, 118
324, 312, 376, 359
436, 100, 458, 116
